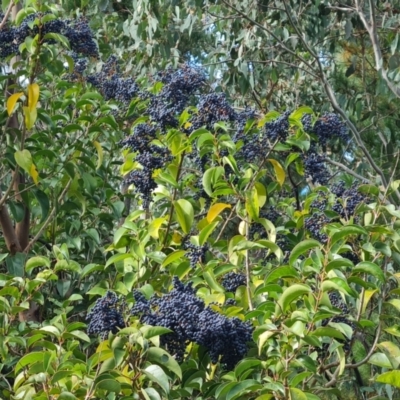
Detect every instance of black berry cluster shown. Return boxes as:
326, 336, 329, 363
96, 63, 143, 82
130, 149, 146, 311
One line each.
147, 64, 207, 132
225, 298, 237, 306
313, 113, 349, 145
222, 272, 246, 292
303, 150, 330, 185
87, 291, 125, 339
249, 207, 281, 240
189, 93, 236, 131
332, 182, 368, 219
304, 212, 329, 243
302, 113, 349, 145
310, 191, 329, 212
182, 238, 208, 268
120, 121, 172, 207
131, 277, 253, 369
319, 292, 355, 355
0, 13, 98, 59
264, 111, 290, 142
87, 56, 140, 102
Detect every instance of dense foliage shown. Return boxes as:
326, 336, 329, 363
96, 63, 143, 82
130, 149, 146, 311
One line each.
2, 1, 400, 400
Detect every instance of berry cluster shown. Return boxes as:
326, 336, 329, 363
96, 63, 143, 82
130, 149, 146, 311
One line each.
222, 272, 246, 292
236, 111, 290, 162
304, 212, 329, 243
131, 277, 253, 369
0, 13, 98, 59
249, 207, 281, 240
189, 93, 236, 132
320, 292, 355, 354
148, 64, 207, 132
183, 241, 208, 268
301, 113, 349, 145
303, 150, 330, 185
310, 191, 329, 212
332, 182, 368, 219
87, 291, 125, 339
313, 113, 349, 145
120, 120, 172, 207
265, 110, 290, 142
87, 56, 140, 102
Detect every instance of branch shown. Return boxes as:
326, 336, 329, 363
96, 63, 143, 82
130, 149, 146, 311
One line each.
0, 0, 14, 30
325, 157, 371, 183
356, 0, 400, 98
219, 0, 318, 74
24, 179, 72, 253
0, 196, 22, 255
322, 322, 382, 371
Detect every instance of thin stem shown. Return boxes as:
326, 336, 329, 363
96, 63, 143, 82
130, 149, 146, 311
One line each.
0, 0, 14, 30
24, 179, 72, 253
162, 152, 185, 249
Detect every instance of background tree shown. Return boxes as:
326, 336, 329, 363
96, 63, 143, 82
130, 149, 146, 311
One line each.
1, 1, 400, 400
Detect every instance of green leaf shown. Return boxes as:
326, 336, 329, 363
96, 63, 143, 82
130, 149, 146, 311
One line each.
325, 258, 354, 272
15, 352, 46, 373
289, 240, 321, 266
226, 380, 263, 400
14, 149, 33, 174
234, 359, 262, 379
162, 250, 185, 267
330, 226, 367, 246
203, 270, 224, 293
26, 256, 50, 272
199, 220, 219, 246
174, 199, 194, 234
32, 189, 50, 223
265, 266, 299, 283
140, 326, 172, 339
290, 387, 308, 400
96, 379, 121, 392
202, 166, 224, 197
290, 106, 314, 121
43, 32, 70, 48
352, 261, 385, 283
245, 187, 259, 220
143, 365, 170, 394
276, 284, 312, 315
311, 327, 345, 340
146, 347, 182, 379
368, 353, 393, 368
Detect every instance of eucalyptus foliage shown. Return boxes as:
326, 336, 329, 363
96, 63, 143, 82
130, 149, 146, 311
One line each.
2, 2, 400, 400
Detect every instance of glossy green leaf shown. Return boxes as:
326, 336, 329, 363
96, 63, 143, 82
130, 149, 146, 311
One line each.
174, 199, 194, 234
289, 240, 321, 266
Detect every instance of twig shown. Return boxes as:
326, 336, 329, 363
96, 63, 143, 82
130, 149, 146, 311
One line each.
24, 179, 72, 253
325, 157, 371, 183
0, 0, 14, 30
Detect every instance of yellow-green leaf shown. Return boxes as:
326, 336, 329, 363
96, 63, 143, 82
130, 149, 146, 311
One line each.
93, 141, 104, 170
376, 370, 400, 387
361, 289, 377, 315
207, 203, 231, 223
28, 83, 39, 112
29, 164, 39, 185
254, 182, 267, 208
7, 92, 24, 115
15, 150, 33, 172
245, 187, 259, 220
268, 159, 285, 186
149, 217, 167, 239
23, 106, 37, 129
